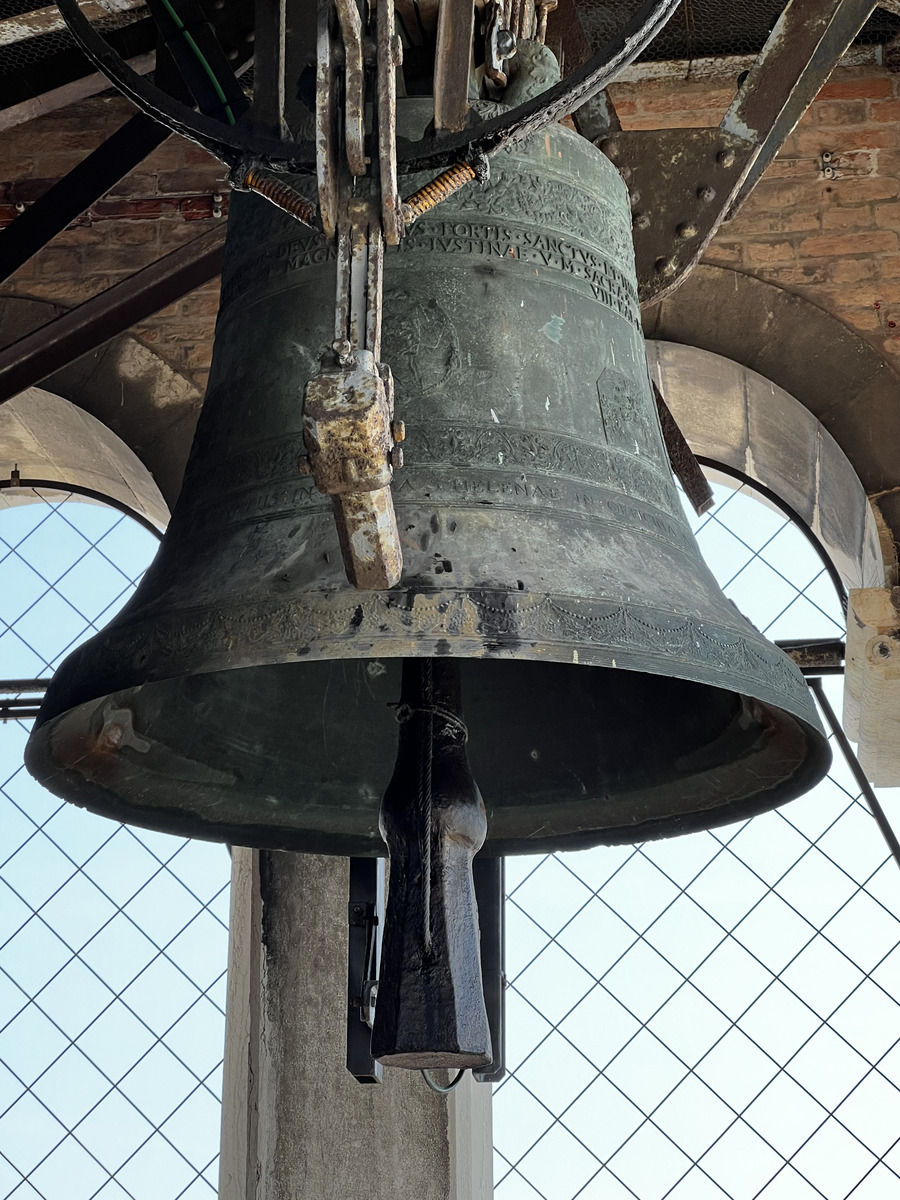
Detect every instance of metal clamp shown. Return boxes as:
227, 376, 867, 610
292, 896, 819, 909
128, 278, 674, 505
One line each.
305, 0, 405, 589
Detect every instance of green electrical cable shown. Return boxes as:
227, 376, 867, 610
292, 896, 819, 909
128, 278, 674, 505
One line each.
158, 0, 237, 126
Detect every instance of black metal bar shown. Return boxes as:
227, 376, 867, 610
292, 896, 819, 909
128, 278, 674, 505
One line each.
0, 704, 42, 721
0, 680, 51, 695
346, 857, 383, 1083
146, 0, 249, 124
54, 0, 679, 173
472, 856, 506, 1084
0, 224, 226, 404
777, 637, 845, 675
722, 0, 876, 213
808, 676, 900, 872
652, 380, 714, 517
0, 114, 169, 287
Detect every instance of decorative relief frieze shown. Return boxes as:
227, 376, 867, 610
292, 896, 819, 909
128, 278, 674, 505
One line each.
398, 220, 639, 325
432, 166, 632, 267
176, 421, 683, 541
53, 589, 811, 721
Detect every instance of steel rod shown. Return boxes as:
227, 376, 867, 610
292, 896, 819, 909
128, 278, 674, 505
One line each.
0, 225, 226, 403
808, 676, 900, 873
0, 113, 168, 287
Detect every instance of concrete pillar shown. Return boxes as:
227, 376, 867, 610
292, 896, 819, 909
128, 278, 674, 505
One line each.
219, 848, 493, 1199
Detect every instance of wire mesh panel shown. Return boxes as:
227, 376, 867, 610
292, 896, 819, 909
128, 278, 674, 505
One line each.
574, 0, 900, 63
494, 479, 900, 1200
0, 490, 230, 1200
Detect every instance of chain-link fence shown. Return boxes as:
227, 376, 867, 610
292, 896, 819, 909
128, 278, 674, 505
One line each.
0, 489, 230, 1200
495, 477, 900, 1200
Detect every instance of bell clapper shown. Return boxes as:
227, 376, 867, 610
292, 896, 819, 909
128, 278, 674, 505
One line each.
371, 657, 493, 1070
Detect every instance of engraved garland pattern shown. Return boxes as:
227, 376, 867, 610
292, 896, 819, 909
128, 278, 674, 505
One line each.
55, 591, 811, 722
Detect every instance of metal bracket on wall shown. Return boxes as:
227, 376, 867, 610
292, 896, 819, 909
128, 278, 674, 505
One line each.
599, 0, 877, 308
347, 857, 384, 1083
473, 855, 506, 1084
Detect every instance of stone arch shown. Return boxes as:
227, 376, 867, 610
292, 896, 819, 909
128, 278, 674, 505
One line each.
644, 264, 900, 585
0, 296, 203, 508
647, 340, 890, 592
0, 385, 169, 529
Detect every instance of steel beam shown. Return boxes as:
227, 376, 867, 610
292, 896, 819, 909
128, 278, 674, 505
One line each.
0, 224, 226, 404
0, 114, 170, 286
723, 0, 877, 212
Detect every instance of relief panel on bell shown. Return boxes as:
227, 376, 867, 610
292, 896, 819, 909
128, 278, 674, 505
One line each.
597, 369, 666, 462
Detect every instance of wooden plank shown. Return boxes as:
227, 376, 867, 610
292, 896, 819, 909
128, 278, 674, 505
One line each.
434, 0, 474, 132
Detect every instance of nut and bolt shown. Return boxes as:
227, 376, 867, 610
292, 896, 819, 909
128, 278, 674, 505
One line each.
496, 28, 516, 56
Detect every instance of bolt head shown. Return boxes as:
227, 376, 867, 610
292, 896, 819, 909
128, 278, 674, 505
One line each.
697, 185, 716, 202
390, 446, 404, 470
655, 255, 678, 278
676, 222, 699, 240
717, 149, 736, 168
391, 419, 406, 443
496, 29, 516, 56
632, 212, 650, 231
600, 137, 620, 160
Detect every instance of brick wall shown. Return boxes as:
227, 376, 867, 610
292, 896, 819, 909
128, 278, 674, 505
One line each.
0, 95, 226, 391
4, 65, 900, 391
610, 63, 900, 363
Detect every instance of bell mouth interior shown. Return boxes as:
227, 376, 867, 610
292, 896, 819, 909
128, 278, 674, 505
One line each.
26, 657, 831, 856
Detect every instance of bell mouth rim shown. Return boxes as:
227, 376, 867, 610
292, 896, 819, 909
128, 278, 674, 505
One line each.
31, 586, 822, 738
25, 670, 831, 857
25, 585, 832, 859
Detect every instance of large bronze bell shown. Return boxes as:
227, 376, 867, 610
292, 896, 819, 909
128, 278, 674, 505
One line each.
25, 119, 830, 856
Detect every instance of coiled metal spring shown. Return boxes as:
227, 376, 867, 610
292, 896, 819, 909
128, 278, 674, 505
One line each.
242, 167, 318, 228
402, 162, 477, 223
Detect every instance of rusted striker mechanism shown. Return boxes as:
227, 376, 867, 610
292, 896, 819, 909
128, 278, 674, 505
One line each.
28, 0, 835, 1073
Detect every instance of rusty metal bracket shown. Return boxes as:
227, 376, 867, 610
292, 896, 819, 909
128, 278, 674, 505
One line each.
346, 857, 384, 1084
303, 0, 404, 590
722, 0, 876, 214
601, 0, 877, 308
604, 128, 756, 309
